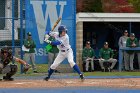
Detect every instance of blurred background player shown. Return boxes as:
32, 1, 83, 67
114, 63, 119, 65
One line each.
126, 33, 138, 71
44, 25, 84, 81
0, 46, 30, 81
99, 42, 117, 71
47, 35, 60, 73
23, 32, 38, 73
82, 41, 95, 72
118, 30, 129, 71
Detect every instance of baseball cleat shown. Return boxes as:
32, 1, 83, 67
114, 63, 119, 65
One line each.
3, 76, 14, 81
80, 74, 84, 81
44, 77, 50, 81
33, 71, 38, 73
0, 78, 2, 81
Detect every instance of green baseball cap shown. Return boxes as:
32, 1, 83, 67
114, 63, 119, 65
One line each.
104, 42, 108, 45
86, 41, 90, 44
130, 33, 135, 37
27, 32, 32, 36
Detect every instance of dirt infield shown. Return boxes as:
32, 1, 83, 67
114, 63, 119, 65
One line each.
0, 78, 140, 89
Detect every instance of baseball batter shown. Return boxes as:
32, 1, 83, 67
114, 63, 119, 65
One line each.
44, 25, 84, 81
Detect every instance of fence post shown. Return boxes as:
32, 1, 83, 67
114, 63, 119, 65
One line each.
12, 0, 15, 63
20, 0, 24, 73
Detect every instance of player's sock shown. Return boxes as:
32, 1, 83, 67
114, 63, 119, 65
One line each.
73, 64, 82, 75
48, 68, 54, 78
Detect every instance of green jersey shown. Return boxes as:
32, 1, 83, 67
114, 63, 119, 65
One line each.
23, 39, 36, 53
126, 37, 139, 54
82, 47, 95, 60
126, 38, 138, 47
48, 36, 59, 53
99, 48, 114, 60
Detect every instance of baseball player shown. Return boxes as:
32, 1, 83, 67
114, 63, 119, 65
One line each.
99, 42, 117, 71
44, 25, 84, 81
126, 33, 138, 71
0, 46, 30, 81
47, 35, 60, 73
82, 41, 95, 72
23, 32, 38, 73
118, 30, 129, 71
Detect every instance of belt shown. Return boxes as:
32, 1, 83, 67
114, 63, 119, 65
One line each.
61, 49, 69, 52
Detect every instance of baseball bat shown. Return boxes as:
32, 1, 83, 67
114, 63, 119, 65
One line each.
51, 17, 61, 31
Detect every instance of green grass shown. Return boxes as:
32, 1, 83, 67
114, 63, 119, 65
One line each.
1, 64, 140, 77
84, 72, 140, 76
15, 64, 48, 76
16, 64, 140, 76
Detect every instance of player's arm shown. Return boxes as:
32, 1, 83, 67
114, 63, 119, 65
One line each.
13, 56, 28, 65
23, 40, 30, 48
44, 30, 50, 43
13, 56, 31, 73
44, 32, 59, 44
51, 35, 67, 46
31, 41, 36, 48
51, 40, 61, 45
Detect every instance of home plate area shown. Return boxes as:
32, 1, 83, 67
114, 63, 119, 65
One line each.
0, 78, 140, 89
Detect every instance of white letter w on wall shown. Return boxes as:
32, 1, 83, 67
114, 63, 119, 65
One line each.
30, 0, 66, 44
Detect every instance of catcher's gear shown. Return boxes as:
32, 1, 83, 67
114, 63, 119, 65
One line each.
10, 64, 18, 73
23, 64, 31, 73
3, 76, 14, 81
2, 64, 18, 81
1, 47, 13, 67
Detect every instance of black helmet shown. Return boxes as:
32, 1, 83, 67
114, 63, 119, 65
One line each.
58, 25, 67, 33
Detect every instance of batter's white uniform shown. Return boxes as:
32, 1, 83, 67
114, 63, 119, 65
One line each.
49, 32, 76, 69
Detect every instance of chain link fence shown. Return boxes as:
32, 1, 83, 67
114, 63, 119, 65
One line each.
0, 0, 77, 79
0, 0, 49, 75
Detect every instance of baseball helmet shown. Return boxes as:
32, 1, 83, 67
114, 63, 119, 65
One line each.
58, 25, 67, 33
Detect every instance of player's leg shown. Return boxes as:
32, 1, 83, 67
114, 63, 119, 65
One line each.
109, 59, 117, 70
44, 52, 66, 81
124, 51, 129, 71
30, 53, 37, 72
67, 49, 84, 80
0, 63, 3, 80
24, 53, 31, 68
130, 53, 134, 71
137, 53, 140, 70
85, 60, 89, 71
90, 60, 94, 71
2, 64, 17, 81
0, 63, 3, 73
48, 52, 54, 69
99, 60, 105, 71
